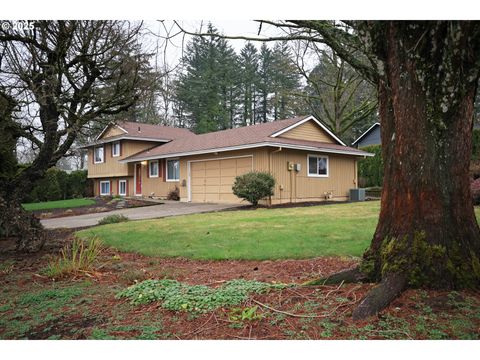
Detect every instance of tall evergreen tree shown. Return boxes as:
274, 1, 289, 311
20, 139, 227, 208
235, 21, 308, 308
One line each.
256, 43, 274, 123
271, 42, 302, 120
238, 42, 259, 126
175, 24, 238, 133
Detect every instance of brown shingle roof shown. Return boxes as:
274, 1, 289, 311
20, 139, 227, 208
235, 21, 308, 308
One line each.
122, 116, 371, 161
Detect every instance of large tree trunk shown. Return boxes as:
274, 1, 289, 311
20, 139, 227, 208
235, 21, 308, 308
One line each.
355, 22, 480, 319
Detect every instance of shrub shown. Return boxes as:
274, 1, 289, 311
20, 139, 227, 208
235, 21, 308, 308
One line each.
44, 237, 103, 278
472, 129, 480, 160
167, 186, 180, 201
98, 214, 129, 225
232, 171, 275, 206
358, 145, 383, 187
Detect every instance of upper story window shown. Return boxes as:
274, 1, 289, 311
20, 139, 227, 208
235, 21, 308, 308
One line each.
307, 154, 329, 177
112, 141, 121, 157
149, 160, 159, 178
167, 159, 179, 181
94, 146, 104, 164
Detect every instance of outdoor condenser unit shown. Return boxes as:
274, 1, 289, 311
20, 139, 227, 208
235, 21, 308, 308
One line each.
350, 188, 366, 202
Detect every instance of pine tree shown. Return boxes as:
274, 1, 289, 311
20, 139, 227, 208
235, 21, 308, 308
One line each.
175, 24, 238, 133
256, 44, 274, 123
271, 42, 302, 120
238, 42, 259, 126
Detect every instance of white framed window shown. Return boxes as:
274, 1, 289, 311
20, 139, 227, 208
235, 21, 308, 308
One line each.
149, 160, 159, 178
307, 154, 329, 177
94, 146, 104, 164
119, 180, 127, 196
112, 141, 121, 157
100, 180, 111, 196
166, 159, 180, 181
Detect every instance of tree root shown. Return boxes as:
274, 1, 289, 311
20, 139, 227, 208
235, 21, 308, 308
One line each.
352, 273, 407, 321
302, 267, 368, 286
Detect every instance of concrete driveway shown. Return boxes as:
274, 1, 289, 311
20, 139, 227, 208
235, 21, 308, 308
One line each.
41, 201, 243, 229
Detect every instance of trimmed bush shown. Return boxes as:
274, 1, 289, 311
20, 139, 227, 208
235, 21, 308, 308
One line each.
232, 171, 275, 206
358, 145, 383, 187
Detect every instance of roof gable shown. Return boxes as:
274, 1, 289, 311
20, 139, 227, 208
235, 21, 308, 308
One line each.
352, 123, 380, 146
270, 116, 346, 146
96, 122, 128, 140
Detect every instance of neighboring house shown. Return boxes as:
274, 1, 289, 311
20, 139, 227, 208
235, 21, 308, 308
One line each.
83, 115, 372, 205
352, 123, 381, 148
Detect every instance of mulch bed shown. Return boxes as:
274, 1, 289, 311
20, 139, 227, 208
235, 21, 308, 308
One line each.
1, 229, 479, 340
32, 197, 159, 219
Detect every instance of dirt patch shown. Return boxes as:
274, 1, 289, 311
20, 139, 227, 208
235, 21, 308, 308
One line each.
32, 197, 160, 219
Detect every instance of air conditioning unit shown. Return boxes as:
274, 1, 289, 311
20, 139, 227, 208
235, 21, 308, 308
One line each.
350, 188, 366, 202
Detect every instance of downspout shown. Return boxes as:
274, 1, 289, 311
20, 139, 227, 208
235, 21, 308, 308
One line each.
271, 147, 282, 205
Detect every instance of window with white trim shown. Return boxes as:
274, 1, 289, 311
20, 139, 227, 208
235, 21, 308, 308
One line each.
307, 155, 329, 177
166, 159, 179, 181
112, 141, 121, 157
149, 160, 159, 177
94, 146, 104, 163
119, 180, 127, 196
100, 181, 111, 195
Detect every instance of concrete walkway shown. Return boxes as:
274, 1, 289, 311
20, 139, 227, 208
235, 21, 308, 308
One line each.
41, 201, 242, 229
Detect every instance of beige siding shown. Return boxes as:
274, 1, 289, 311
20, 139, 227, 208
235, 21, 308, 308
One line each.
93, 177, 134, 197
265, 148, 357, 204
101, 125, 125, 139
87, 140, 158, 178
278, 120, 334, 143
140, 160, 178, 198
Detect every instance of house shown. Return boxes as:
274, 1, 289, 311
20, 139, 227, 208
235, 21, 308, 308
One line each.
84, 115, 373, 205
352, 122, 381, 148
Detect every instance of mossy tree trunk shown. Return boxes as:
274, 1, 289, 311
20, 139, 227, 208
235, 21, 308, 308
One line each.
353, 22, 480, 319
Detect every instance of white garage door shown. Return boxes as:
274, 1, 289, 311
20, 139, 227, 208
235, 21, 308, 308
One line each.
189, 156, 253, 203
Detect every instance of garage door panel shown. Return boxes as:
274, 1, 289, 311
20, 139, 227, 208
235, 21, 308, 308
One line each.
191, 162, 205, 170
220, 167, 236, 177
205, 169, 221, 177
236, 157, 252, 168
236, 166, 251, 175
190, 156, 252, 204
205, 160, 220, 170
220, 159, 236, 168
220, 176, 236, 185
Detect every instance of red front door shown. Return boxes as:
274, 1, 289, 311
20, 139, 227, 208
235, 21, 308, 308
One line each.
135, 163, 142, 195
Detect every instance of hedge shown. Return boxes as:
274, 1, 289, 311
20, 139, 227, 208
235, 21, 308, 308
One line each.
24, 168, 89, 203
358, 145, 383, 188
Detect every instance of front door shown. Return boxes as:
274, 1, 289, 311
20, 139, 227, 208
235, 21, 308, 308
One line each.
135, 163, 142, 195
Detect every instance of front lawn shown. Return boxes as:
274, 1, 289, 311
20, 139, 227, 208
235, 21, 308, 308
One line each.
77, 201, 381, 260
22, 198, 96, 211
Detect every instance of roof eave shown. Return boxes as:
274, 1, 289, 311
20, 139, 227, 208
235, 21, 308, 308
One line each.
119, 142, 373, 163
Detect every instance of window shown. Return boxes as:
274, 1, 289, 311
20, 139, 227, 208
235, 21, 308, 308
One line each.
307, 155, 329, 177
149, 160, 159, 177
112, 141, 121, 157
100, 181, 110, 196
166, 159, 179, 181
94, 146, 104, 164
119, 180, 127, 196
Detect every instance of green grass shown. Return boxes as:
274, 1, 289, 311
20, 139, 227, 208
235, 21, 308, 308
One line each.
22, 198, 95, 211
77, 201, 382, 260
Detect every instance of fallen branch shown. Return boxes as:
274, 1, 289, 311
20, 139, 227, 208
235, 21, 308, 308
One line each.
252, 299, 329, 318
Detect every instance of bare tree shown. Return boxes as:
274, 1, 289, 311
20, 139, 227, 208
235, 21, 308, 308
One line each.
0, 20, 146, 251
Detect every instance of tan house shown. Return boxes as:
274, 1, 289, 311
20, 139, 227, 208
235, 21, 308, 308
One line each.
84, 115, 372, 205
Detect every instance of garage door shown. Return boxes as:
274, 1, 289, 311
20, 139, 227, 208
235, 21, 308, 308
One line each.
190, 156, 253, 203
